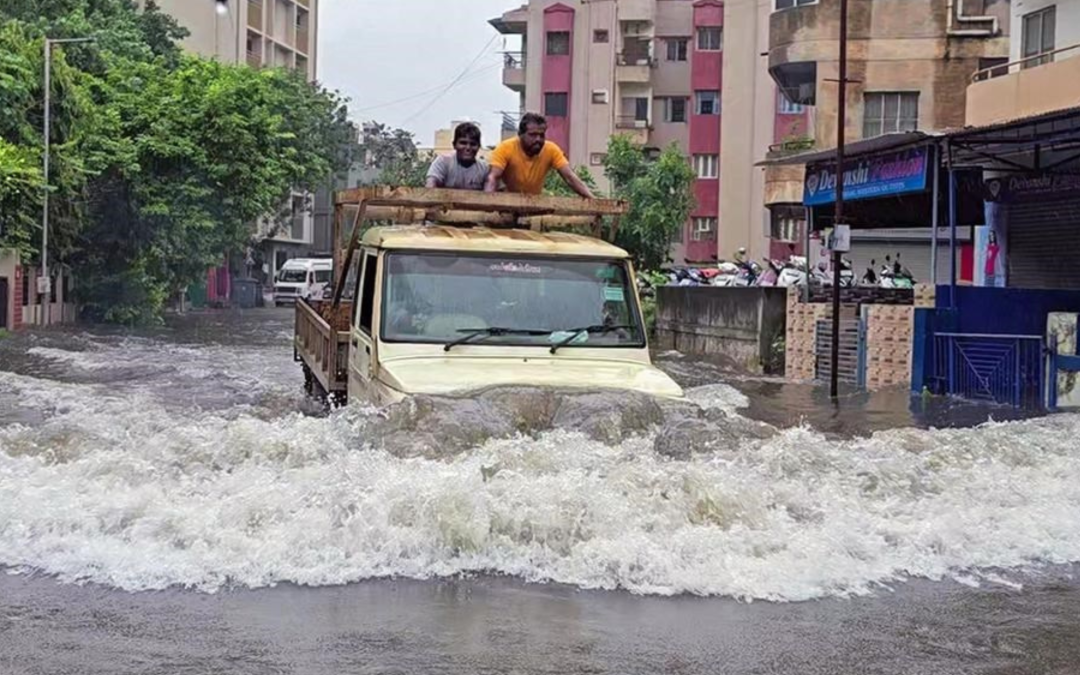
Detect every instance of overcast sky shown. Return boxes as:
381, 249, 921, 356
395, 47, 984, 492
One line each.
318, 0, 522, 147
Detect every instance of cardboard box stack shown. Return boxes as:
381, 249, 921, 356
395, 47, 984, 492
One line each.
864, 304, 915, 389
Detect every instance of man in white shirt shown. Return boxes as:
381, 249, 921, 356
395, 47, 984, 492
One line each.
426, 123, 487, 190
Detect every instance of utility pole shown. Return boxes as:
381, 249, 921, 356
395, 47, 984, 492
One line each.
829, 0, 850, 398
41, 36, 95, 327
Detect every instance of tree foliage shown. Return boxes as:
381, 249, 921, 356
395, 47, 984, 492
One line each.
0, 1, 354, 323
603, 135, 695, 271
543, 165, 599, 198
355, 122, 431, 188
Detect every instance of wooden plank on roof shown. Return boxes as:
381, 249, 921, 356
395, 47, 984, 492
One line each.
334, 186, 628, 217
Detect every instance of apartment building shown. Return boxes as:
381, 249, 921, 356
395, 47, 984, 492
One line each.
967, 0, 1080, 127
142, 0, 321, 280
491, 0, 725, 263
759, 0, 1009, 276
145, 0, 318, 77
963, 0, 1080, 290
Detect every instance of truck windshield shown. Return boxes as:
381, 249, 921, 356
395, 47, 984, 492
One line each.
278, 269, 307, 283
382, 253, 644, 348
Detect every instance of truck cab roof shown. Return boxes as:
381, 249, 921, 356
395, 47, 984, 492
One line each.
361, 225, 631, 259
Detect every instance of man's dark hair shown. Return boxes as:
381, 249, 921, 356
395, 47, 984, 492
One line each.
518, 112, 547, 136
453, 122, 482, 144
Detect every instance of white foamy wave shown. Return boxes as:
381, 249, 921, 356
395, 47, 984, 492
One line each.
685, 384, 750, 413
27, 346, 120, 371
2, 370, 1080, 600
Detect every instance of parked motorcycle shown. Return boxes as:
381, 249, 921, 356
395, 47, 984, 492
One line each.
812, 258, 856, 287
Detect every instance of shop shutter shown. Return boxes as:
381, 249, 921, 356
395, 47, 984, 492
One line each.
848, 241, 956, 285
1007, 198, 1080, 290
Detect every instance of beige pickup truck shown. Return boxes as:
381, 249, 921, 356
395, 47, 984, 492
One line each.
293, 187, 683, 406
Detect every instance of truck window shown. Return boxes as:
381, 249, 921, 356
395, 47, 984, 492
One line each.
314, 269, 332, 284
382, 253, 644, 348
357, 254, 377, 334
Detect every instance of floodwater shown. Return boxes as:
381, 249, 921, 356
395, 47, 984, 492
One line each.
1, 309, 1079, 674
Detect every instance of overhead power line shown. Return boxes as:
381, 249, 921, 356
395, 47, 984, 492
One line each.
401, 33, 502, 126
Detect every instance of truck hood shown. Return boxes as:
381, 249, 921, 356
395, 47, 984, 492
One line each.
378, 356, 684, 399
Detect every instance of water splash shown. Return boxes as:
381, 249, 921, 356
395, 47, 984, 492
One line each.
2, 338, 1080, 600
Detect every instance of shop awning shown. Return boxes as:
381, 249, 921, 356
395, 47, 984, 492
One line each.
756, 131, 939, 167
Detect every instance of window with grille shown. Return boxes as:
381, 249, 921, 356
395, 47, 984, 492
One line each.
666, 38, 689, 61
546, 31, 570, 56
545, 92, 569, 117
662, 97, 688, 123
778, 92, 804, 115
775, 0, 817, 10
594, 29, 609, 44
692, 217, 717, 241
697, 27, 722, 51
695, 91, 720, 116
1022, 6, 1056, 68
862, 92, 918, 138
693, 154, 718, 179
770, 206, 804, 242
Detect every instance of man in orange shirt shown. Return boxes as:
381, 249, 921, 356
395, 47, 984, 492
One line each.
484, 113, 595, 198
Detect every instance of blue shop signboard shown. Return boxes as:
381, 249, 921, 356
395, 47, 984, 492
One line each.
803, 146, 930, 207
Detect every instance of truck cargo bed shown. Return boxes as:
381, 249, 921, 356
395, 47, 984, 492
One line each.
294, 299, 351, 399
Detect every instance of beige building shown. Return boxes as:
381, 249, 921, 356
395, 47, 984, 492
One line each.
144, 0, 320, 277
751, 0, 1010, 273
143, 0, 317, 77
967, 0, 1080, 127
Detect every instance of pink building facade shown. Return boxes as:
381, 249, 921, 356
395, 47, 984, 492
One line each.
492, 0, 724, 263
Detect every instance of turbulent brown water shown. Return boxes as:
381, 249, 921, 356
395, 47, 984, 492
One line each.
1, 309, 1078, 674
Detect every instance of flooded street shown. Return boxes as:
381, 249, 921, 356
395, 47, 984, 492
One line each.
2, 309, 1079, 674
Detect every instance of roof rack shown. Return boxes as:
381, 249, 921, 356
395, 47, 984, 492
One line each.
330, 187, 629, 305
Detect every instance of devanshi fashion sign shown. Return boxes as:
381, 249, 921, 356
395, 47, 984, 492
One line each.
803, 146, 930, 207
984, 173, 1080, 203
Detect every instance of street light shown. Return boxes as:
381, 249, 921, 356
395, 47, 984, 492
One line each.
212, 0, 240, 62
41, 36, 95, 327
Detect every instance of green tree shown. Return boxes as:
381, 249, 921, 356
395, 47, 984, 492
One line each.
75, 57, 352, 322
603, 135, 695, 271
378, 151, 433, 188
0, 139, 43, 252
0, 0, 355, 323
543, 165, 599, 197
0, 21, 102, 260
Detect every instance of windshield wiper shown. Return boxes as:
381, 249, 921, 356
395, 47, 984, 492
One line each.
549, 324, 636, 354
443, 327, 551, 352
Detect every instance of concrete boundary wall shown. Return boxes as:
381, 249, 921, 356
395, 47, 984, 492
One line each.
655, 286, 787, 373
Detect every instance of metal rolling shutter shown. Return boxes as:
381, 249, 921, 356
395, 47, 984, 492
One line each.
849, 242, 943, 284
1007, 198, 1080, 290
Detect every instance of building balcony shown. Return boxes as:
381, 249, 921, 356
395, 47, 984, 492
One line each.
246, 49, 262, 68
502, 52, 526, 92
618, 0, 656, 23
767, 0, 828, 106
247, 0, 263, 31
295, 0, 309, 8
615, 116, 651, 144
966, 45, 1080, 127
490, 6, 528, 35
296, 28, 310, 54
617, 53, 654, 83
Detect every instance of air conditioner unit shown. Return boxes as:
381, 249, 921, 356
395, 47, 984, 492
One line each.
592, 89, 610, 104
633, 120, 648, 129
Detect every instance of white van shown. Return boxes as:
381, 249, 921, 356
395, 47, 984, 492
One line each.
273, 258, 333, 306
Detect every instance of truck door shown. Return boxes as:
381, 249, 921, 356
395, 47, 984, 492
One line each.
350, 251, 379, 391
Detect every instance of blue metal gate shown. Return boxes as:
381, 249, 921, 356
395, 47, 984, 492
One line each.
932, 333, 1045, 408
